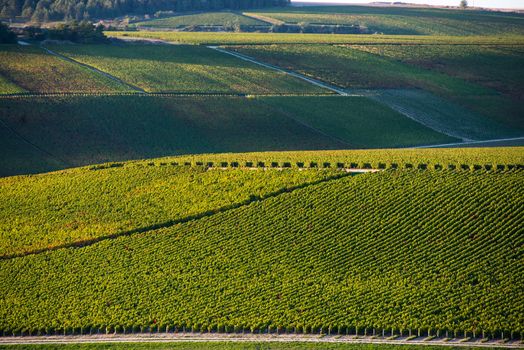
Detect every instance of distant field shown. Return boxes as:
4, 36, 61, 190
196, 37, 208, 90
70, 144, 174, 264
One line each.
47, 44, 322, 94
0, 45, 128, 93
0, 95, 459, 177
135, 12, 267, 28
258, 96, 456, 147
249, 6, 524, 35
231, 44, 524, 132
1, 168, 522, 337
350, 44, 524, 100
107, 32, 524, 45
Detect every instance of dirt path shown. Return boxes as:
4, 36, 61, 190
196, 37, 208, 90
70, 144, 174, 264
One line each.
41, 46, 147, 93
1, 333, 521, 348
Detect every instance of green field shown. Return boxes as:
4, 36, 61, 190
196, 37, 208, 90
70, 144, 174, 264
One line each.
135, 12, 267, 28
231, 44, 524, 133
259, 96, 456, 147
4, 146, 521, 257
1, 166, 522, 336
46, 44, 322, 94
248, 6, 524, 35
349, 45, 524, 98
0, 95, 459, 177
0, 45, 128, 94
108, 32, 524, 45
0, 166, 340, 257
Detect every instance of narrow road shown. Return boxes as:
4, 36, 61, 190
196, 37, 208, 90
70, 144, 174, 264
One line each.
41, 46, 147, 93
1, 333, 521, 348
412, 136, 524, 149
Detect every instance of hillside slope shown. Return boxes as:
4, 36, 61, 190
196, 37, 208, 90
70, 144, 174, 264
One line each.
1, 167, 522, 337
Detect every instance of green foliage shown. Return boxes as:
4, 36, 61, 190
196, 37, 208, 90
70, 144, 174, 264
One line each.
1, 146, 522, 256
258, 96, 457, 147
230, 44, 524, 131
1, 169, 522, 336
248, 5, 524, 35
134, 12, 266, 29
0, 0, 289, 22
0, 165, 339, 257
0, 95, 349, 176
0, 45, 128, 93
47, 21, 108, 43
47, 44, 322, 94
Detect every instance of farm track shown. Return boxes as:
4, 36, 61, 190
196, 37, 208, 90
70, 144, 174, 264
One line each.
0, 171, 354, 260
40, 46, 147, 93
1, 333, 522, 348
0, 92, 334, 98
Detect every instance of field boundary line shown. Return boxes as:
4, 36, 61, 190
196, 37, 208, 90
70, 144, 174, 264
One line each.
40, 46, 147, 93
0, 172, 354, 260
1, 334, 522, 348
207, 46, 352, 96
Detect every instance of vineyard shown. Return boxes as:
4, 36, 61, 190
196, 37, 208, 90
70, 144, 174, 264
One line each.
1, 146, 522, 256
230, 44, 524, 134
247, 5, 524, 35
134, 12, 267, 29
45, 44, 321, 94
1, 168, 522, 338
107, 32, 524, 45
0, 45, 127, 94
0, 95, 461, 177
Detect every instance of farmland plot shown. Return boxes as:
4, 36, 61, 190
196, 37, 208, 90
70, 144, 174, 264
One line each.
47, 44, 324, 94
249, 5, 524, 35
134, 12, 267, 29
231, 44, 524, 134
0, 45, 129, 93
1, 169, 522, 336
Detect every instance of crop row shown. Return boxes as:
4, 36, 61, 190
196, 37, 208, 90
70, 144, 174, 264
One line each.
1, 170, 522, 338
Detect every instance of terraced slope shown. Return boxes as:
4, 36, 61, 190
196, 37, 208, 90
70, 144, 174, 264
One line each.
248, 6, 524, 35
0, 45, 128, 93
1, 169, 522, 337
47, 44, 323, 94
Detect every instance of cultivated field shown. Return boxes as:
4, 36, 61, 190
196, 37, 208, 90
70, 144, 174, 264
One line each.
0, 45, 128, 93
1, 162, 522, 338
134, 11, 267, 29
0, 95, 460, 177
45, 44, 322, 94
247, 5, 524, 35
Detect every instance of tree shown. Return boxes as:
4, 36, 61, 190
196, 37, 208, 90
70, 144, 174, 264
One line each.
460, 0, 468, 8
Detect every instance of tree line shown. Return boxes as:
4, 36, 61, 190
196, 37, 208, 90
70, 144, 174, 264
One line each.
0, 0, 289, 22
